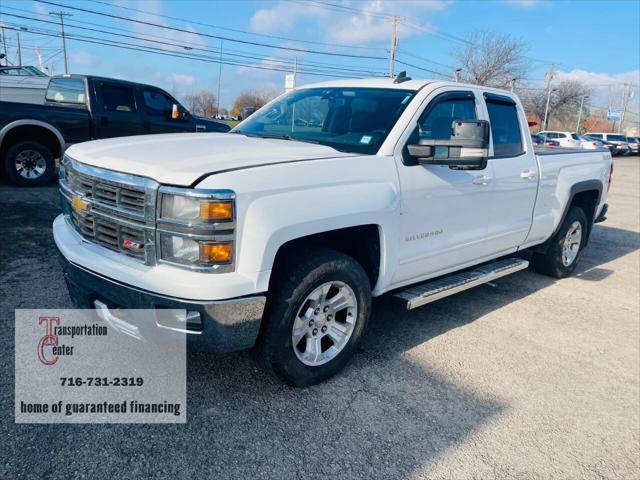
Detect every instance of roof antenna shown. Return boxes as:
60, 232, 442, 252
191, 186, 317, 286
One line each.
393, 71, 411, 84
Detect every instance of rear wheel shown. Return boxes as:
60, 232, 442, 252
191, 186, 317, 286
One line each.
2, 140, 56, 187
258, 248, 371, 387
533, 206, 588, 278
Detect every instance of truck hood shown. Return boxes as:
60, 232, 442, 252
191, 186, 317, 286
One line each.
66, 133, 355, 186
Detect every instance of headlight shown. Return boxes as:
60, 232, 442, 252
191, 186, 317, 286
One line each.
161, 194, 233, 223
157, 187, 236, 271
159, 234, 233, 267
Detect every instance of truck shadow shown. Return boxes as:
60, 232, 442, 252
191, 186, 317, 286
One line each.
181, 223, 639, 478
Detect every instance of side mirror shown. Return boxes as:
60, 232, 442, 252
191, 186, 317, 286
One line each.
407, 120, 490, 169
171, 104, 189, 120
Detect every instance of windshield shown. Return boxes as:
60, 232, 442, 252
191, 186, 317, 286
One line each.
232, 87, 416, 154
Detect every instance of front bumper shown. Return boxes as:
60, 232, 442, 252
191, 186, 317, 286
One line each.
58, 252, 266, 352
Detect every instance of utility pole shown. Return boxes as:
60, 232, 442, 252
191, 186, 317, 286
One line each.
619, 83, 633, 134
510, 78, 517, 92
453, 68, 462, 82
389, 16, 398, 78
542, 63, 557, 130
216, 39, 223, 116
575, 95, 585, 132
50, 11, 72, 74
17, 32, 22, 67
1, 26, 8, 64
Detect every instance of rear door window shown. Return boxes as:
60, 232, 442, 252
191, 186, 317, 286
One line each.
45, 77, 86, 104
101, 83, 137, 113
484, 94, 523, 156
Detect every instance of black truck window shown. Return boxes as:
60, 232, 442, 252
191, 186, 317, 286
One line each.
143, 90, 174, 116
45, 77, 86, 104
102, 84, 137, 113
485, 97, 523, 156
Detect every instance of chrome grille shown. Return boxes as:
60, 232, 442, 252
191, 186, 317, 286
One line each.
61, 157, 158, 265
67, 167, 146, 215
70, 210, 146, 260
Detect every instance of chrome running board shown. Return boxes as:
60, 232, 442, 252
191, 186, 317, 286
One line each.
393, 258, 529, 310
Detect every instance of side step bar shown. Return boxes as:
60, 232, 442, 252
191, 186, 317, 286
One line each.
393, 258, 529, 310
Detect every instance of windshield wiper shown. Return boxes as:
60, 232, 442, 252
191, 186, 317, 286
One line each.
241, 133, 320, 145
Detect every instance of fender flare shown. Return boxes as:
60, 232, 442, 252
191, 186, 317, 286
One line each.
0, 119, 66, 154
534, 179, 603, 253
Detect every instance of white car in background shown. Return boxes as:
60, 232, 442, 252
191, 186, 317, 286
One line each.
579, 135, 603, 149
538, 131, 582, 148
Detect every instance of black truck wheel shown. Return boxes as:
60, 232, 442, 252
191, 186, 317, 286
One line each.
258, 248, 372, 387
2, 140, 56, 187
533, 206, 588, 278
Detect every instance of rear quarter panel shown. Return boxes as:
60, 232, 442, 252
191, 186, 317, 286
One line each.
524, 149, 612, 247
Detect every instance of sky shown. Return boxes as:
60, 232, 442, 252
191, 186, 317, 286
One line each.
1, 0, 639, 115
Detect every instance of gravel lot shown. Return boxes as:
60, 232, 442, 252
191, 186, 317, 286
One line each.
1, 157, 638, 480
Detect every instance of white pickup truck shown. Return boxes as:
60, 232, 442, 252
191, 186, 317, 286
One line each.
54, 77, 612, 386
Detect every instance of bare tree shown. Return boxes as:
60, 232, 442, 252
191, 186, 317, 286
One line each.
455, 31, 529, 88
183, 90, 218, 117
231, 88, 279, 117
521, 80, 592, 131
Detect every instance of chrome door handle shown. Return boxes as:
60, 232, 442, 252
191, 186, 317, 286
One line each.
472, 175, 492, 185
520, 170, 537, 181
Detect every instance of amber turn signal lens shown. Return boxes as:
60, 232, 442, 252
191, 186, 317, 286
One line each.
199, 201, 233, 221
199, 242, 233, 263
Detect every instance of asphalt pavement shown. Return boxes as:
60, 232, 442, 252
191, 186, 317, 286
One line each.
1, 157, 638, 479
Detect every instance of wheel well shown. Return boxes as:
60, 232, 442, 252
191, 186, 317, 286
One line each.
0, 125, 62, 161
571, 189, 599, 226
533, 188, 601, 254
271, 225, 381, 289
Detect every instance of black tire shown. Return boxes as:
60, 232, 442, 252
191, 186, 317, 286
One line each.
533, 206, 588, 278
258, 248, 372, 387
2, 140, 56, 187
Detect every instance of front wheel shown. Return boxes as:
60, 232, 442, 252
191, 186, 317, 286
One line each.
258, 248, 372, 387
533, 206, 588, 278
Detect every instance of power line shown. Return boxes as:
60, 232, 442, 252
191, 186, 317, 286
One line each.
0, 24, 382, 79
5, 5, 384, 71
84, 0, 384, 52
34, 0, 387, 60
304, 1, 394, 19
395, 49, 455, 70
0, 13, 388, 77
394, 58, 448, 78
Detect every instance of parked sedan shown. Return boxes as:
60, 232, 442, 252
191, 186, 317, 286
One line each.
626, 136, 639, 155
579, 135, 603, 149
583, 135, 623, 156
585, 133, 631, 155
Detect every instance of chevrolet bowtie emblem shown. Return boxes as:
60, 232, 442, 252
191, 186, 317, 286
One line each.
71, 195, 89, 213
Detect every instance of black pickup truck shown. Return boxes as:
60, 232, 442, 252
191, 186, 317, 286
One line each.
0, 74, 230, 186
